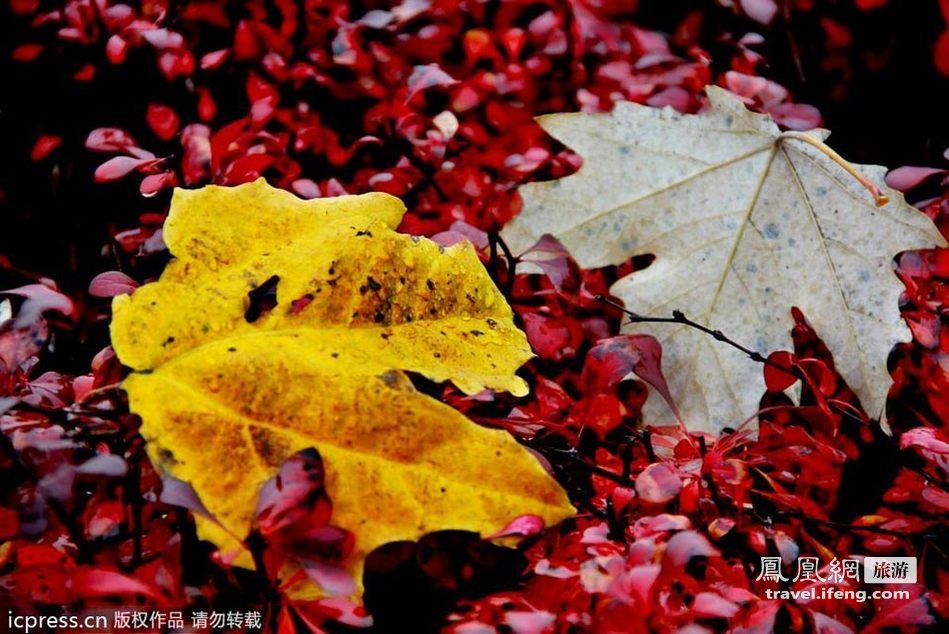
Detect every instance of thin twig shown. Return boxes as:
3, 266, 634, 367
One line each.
494, 232, 518, 297
594, 294, 802, 380
487, 231, 518, 298
126, 439, 144, 567
487, 232, 499, 283
594, 295, 879, 430
773, 504, 929, 538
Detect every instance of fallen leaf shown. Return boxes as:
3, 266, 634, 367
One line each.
111, 179, 572, 586
504, 87, 946, 430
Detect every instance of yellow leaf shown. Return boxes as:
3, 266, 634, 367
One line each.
111, 179, 572, 586
504, 88, 946, 431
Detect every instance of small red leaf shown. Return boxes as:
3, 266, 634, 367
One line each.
94, 156, 155, 182
73, 63, 96, 81
105, 34, 128, 64
30, 134, 62, 161
197, 87, 217, 122
886, 166, 946, 192
635, 462, 682, 504
200, 49, 230, 70
85, 128, 138, 153
693, 592, 740, 619
139, 171, 176, 197
11, 43, 43, 62
587, 334, 681, 423
488, 514, 545, 539
89, 271, 139, 297
764, 351, 798, 391
739, 0, 778, 25
146, 103, 180, 141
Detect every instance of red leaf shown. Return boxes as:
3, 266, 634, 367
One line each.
197, 86, 217, 122
94, 156, 155, 183
3, 283, 76, 321
518, 235, 582, 297
764, 351, 798, 391
105, 34, 128, 64
488, 514, 546, 539
635, 462, 682, 504
200, 49, 230, 70
256, 449, 334, 539
300, 561, 357, 597
85, 128, 138, 153
73, 568, 156, 599
0, 507, 19, 540
693, 592, 740, 619
141, 28, 184, 50
586, 335, 681, 423
886, 166, 946, 192
936, 30, 949, 77
233, 20, 262, 60
10, 0, 39, 14
157, 49, 195, 80
140, 171, 176, 197
159, 475, 217, 521
663, 530, 716, 566
739, 0, 778, 25
30, 134, 62, 161
88, 271, 138, 297
11, 43, 43, 62
769, 102, 822, 130
146, 103, 180, 141
797, 358, 837, 396
854, 0, 889, 9
73, 64, 96, 81
406, 64, 458, 102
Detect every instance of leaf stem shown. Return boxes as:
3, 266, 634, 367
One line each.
778, 131, 889, 206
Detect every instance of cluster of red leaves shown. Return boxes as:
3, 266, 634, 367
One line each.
12, 0, 822, 239
2, 1, 949, 633
718, 0, 949, 81
427, 226, 948, 633
888, 159, 949, 434
0, 285, 374, 630
0, 286, 252, 616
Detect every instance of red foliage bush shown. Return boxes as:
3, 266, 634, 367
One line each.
1, 1, 947, 632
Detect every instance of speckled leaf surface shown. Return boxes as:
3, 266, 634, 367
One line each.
111, 179, 571, 581
504, 88, 946, 431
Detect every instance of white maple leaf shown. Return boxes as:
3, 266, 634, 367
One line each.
504, 87, 946, 431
